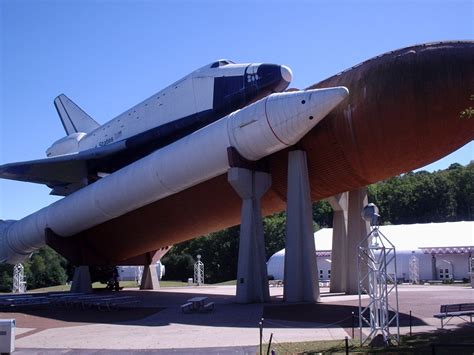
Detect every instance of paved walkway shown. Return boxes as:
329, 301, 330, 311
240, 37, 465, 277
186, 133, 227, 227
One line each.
1, 284, 472, 354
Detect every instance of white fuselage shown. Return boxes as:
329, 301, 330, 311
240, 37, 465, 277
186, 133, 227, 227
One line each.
49, 63, 260, 156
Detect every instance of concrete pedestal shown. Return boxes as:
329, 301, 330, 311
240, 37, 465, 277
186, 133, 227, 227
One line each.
284, 150, 320, 303
327, 193, 348, 293
346, 187, 370, 295
470, 257, 474, 288
71, 265, 92, 294
140, 264, 160, 290
431, 254, 437, 280
228, 167, 271, 304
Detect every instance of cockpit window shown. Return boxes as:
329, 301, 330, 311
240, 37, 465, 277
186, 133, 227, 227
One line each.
210, 60, 235, 68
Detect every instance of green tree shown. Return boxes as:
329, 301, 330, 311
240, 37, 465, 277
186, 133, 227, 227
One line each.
0, 247, 68, 292
0, 264, 13, 292
263, 212, 286, 258
162, 226, 241, 283
446, 162, 474, 220
368, 163, 473, 224
24, 247, 68, 289
312, 200, 333, 228
161, 253, 195, 282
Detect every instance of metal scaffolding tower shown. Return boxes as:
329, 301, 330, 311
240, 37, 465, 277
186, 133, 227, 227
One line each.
194, 255, 204, 286
12, 263, 26, 293
409, 253, 419, 285
358, 204, 400, 346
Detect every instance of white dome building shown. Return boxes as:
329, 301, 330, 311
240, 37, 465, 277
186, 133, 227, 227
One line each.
267, 221, 474, 282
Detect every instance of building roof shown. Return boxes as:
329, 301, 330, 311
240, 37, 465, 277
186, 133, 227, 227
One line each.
314, 221, 473, 253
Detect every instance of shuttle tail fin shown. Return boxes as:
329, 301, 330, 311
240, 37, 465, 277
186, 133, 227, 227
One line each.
54, 94, 100, 135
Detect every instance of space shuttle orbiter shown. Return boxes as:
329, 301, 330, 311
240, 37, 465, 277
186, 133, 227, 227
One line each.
1, 61, 295, 196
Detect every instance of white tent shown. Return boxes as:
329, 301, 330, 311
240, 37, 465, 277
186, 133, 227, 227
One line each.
267, 221, 474, 281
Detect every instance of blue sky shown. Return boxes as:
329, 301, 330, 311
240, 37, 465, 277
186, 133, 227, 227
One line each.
1, 0, 473, 220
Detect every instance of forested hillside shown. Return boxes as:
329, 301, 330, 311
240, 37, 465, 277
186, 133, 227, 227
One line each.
369, 163, 473, 224
1, 163, 472, 290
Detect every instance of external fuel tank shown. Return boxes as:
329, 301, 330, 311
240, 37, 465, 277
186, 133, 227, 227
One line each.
14, 41, 474, 265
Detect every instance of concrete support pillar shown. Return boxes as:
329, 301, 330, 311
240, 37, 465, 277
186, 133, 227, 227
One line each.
327, 192, 349, 293
140, 264, 160, 290
228, 167, 271, 303
71, 265, 92, 293
284, 150, 320, 303
431, 254, 437, 280
346, 187, 370, 294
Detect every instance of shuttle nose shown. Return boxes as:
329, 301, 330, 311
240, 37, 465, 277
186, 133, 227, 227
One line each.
280, 65, 293, 83
256, 64, 293, 92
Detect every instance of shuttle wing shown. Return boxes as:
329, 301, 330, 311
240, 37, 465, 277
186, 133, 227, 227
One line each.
0, 156, 86, 185
0, 141, 127, 195
0, 113, 215, 194
0, 113, 214, 195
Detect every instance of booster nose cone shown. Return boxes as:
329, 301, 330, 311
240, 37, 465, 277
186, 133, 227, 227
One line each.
265, 87, 349, 145
228, 87, 349, 161
280, 65, 293, 83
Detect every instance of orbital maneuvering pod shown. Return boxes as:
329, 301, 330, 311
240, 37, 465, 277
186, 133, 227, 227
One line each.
0, 87, 348, 263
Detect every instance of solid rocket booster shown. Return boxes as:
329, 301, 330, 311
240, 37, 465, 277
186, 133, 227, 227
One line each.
0, 87, 348, 263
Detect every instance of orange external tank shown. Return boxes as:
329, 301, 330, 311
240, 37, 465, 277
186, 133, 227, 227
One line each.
48, 41, 474, 265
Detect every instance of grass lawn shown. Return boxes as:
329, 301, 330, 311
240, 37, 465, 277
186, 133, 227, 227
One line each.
214, 280, 236, 285
13, 280, 188, 293
156, 280, 189, 287
2, 279, 234, 294
28, 284, 71, 293
266, 326, 474, 354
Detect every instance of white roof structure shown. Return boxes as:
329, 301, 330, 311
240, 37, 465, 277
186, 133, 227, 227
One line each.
313, 221, 474, 253
268, 221, 473, 281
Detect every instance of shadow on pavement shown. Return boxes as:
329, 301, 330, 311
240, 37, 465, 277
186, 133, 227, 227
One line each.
0, 288, 427, 330
263, 303, 427, 327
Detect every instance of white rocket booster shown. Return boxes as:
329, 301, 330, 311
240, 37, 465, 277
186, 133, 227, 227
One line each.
0, 87, 348, 263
